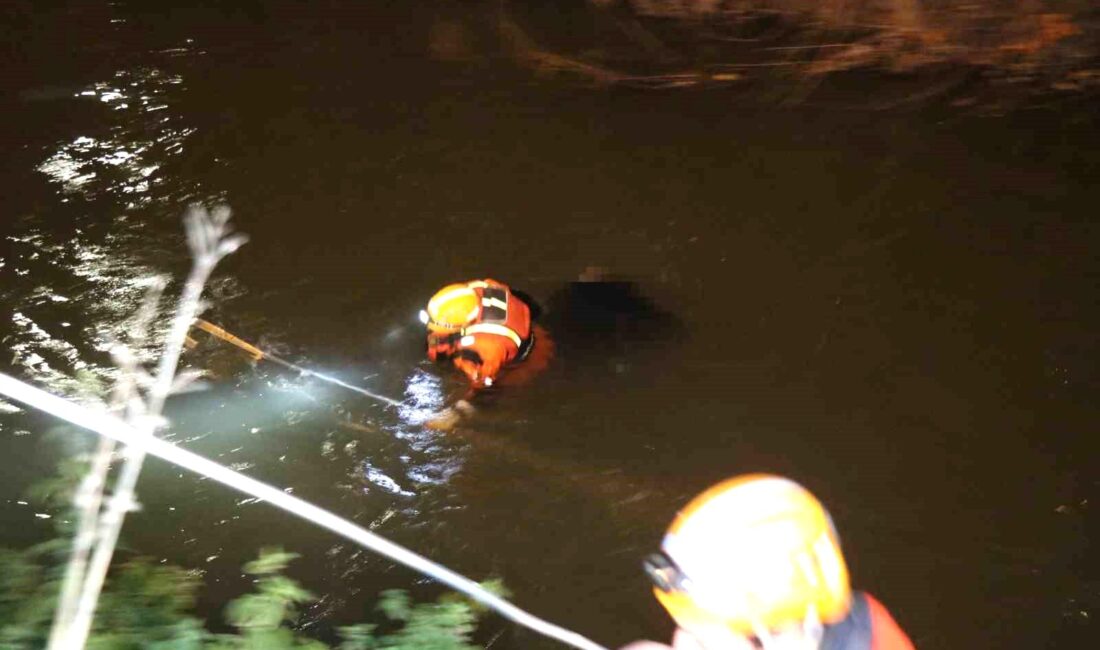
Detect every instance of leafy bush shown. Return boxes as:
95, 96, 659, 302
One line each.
0, 545, 502, 650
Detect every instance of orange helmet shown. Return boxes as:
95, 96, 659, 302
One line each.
422, 283, 480, 333
646, 475, 851, 639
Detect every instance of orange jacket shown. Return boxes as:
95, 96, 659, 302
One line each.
865, 594, 914, 650
426, 279, 532, 387
821, 592, 915, 650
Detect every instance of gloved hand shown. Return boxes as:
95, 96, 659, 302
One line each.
453, 357, 484, 387
466, 365, 496, 389
427, 333, 459, 360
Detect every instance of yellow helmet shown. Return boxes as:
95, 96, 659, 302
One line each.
647, 474, 851, 638
423, 283, 480, 333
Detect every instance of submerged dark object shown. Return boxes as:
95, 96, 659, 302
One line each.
541, 269, 684, 356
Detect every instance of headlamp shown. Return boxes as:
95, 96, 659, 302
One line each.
643, 552, 689, 594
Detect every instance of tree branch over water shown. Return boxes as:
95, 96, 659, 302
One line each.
49, 205, 245, 650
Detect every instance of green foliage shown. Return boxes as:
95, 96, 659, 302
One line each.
242, 549, 301, 576
211, 548, 323, 650
346, 590, 475, 650
0, 546, 57, 648
0, 543, 502, 650
4, 461, 502, 649
0, 551, 203, 649
337, 579, 508, 650
86, 560, 205, 650
25, 455, 90, 510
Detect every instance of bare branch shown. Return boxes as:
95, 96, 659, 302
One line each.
51, 205, 245, 649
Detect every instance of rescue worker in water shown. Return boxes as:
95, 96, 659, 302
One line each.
622, 474, 914, 650
420, 279, 534, 388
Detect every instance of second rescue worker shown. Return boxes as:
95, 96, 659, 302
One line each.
622, 474, 915, 650
420, 279, 534, 388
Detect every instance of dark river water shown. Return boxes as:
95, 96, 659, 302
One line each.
1, 1, 1096, 648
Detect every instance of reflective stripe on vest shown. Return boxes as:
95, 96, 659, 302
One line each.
463, 322, 524, 348
480, 286, 509, 323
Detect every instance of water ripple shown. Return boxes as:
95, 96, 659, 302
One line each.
36, 67, 193, 204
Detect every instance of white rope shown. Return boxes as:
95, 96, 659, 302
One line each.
279, 365, 402, 408
0, 372, 609, 650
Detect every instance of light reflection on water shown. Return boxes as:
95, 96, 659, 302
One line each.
6, 59, 205, 407
6, 228, 169, 403
36, 67, 191, 204
397, 367, 445, 426
4, 50, 259, 408
156, 360, 462, 502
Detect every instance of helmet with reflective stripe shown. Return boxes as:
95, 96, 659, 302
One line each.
425, 283, 480, 333
651, 474, 851, 638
